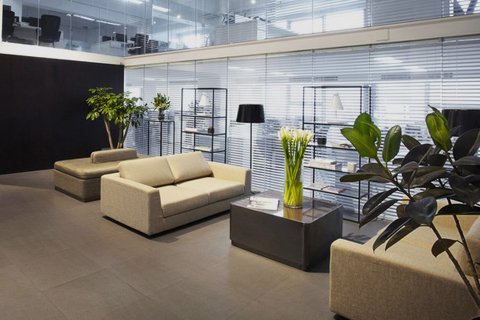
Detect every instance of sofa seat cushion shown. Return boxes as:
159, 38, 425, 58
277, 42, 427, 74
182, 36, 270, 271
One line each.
158, 185, 209, 217
119, 157, 175, 187
54, 158, 121, 179
166, 152, 212, 183
91, 148, 137, 163
177, 177, 244, 203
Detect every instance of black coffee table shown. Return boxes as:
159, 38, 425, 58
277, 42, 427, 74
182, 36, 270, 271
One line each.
230, 190, 343, 270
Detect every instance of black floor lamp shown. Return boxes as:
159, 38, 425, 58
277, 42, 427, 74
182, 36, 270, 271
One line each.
236, 104, 265, 169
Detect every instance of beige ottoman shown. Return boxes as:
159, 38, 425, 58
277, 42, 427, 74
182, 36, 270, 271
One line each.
54, 148, 139, 202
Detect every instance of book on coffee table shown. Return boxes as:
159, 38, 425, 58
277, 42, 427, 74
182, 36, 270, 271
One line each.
247, 196, 279, 210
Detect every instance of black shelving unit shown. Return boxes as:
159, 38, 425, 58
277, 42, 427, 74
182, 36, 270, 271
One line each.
180, 88, 228, 162
143, 119, 175, 156
302, 85, 371, 223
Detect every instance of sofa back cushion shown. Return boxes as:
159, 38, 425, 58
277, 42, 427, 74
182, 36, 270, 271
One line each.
91, 148, 137, 163
456, 217, 480, 276
166, 152, 212, 183
118, 157, 174, 187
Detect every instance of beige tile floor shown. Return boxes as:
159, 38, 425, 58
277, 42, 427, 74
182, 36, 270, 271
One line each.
0, 170, 385, 320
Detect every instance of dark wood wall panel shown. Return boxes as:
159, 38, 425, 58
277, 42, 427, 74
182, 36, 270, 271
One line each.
0, 54, 124, 174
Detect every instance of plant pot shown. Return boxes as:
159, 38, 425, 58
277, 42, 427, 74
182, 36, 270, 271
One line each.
158, 110, 165, 121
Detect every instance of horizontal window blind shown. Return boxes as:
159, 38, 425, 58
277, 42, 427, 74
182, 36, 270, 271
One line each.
125, 35, 480, 220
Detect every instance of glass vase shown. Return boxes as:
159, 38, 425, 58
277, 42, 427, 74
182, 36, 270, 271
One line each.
283, 162, 303, 208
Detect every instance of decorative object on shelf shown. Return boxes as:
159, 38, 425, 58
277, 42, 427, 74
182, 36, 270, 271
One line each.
330, 93, 344, 122
317, 137, 327, 145
152, 93, 171, 121
180, 88, 228, 162
86, 87, 148, 149
346, 162, 357, 173
236, 104, 265, 169
278, 127, 313, 209
339, 107, 480, 310
199, 93, 210, 107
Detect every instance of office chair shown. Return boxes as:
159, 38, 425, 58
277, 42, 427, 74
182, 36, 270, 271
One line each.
2, 9, 15, 41
39, 15, 61, 47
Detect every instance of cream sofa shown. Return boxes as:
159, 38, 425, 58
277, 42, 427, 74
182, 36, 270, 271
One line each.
330, 215, 479, 320
101, 152, 251, 236
54, 148, 139, 201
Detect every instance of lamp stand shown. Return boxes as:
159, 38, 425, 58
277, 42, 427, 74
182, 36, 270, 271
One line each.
249, 122, 253, 169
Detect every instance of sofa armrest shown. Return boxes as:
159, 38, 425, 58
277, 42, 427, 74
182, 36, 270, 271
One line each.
101, 173, 163, 235
329, 239, 477, 320
208, 162, 251, 195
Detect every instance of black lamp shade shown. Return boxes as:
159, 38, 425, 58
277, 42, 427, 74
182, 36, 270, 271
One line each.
442, 109, 480, 136
236, 104, 265, 123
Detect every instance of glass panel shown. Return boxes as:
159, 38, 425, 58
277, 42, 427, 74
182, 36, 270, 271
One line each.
266, 0, 313, 39
196, 0, 226, 47
226, 0, 267, 44
151, 0, 170, 52
168, 0, 197, 50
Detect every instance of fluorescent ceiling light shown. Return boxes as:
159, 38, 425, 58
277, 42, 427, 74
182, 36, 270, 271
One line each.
228, 66, 241, 69
73, 14, 95, 21
176, 14, 182, 19
375, 57, 402, 64
128, 0, 143, 4
97, 20, 121, 26
153, 5, 169, 12
144, 77, 156, 81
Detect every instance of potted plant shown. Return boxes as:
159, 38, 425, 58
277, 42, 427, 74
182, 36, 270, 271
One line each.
152, 93, 171, 121
339, 106, 480, 309
86, 87, 148, 149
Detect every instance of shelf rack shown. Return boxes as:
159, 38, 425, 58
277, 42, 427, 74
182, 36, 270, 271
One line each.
302, 85, 372, 223
180, 88, 228, 162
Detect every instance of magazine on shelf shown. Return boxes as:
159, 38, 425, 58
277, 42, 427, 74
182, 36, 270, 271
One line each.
247, 196, 279, 210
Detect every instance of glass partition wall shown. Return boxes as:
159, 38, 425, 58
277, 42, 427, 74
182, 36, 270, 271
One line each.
2, 0, 478, 56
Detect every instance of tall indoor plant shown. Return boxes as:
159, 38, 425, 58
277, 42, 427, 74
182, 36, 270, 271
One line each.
86, 87, 148, 149
339, 107, 480, 309
278, 127, 313, 208
152, 93, 171, 120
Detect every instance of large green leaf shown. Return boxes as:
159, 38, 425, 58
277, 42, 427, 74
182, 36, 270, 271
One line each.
413, 188, 454, 201
425, 106, 452, 152
401, 134, 421, 151
359, 163, 391, 183
363, 188, 398, 216
373, 217, 412, 251
383, 125, 402, 163
353, 113, 382, 147
454, 156, 480, 166
427, 154, 447, 167
410, 166, 446, 188
402, 144, 433, 165
385, 219, 420, 250
360, 199, 398, 227
438, 204, 480, 215
453, 128, 480, 161
449, 174, 480, 207
405, 197, 437, 226
339, 173, 376, 182
431, 239, 457, 257
341, 127, 378, 159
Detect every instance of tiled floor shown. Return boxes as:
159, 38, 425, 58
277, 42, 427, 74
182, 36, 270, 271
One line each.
0, 170, 385, 320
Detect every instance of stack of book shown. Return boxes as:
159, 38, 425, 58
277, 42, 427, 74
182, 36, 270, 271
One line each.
308, 158, 341, 170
